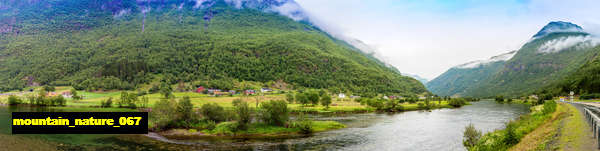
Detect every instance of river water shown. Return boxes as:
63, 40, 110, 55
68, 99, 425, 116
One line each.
0, 100, 529, 150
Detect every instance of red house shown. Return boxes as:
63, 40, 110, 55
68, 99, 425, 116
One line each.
196, 86, 205, 93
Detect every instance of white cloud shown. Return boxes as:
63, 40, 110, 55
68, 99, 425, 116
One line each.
295, 0, 600, 79
456, 51, 517, 69
538, 36, 600, 53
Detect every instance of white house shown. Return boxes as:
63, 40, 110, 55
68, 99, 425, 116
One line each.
338, 93, 346, 98
261, 88, 273, 93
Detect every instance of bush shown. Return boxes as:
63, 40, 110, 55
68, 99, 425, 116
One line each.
495, 95, 504, 103
286, 93, 295, 104
580, 93, 600, 100
151, 98, 177, 130
101, 97, 113, 108
503, 122, 519, 145
50, 96, 66, 106
233, 99, 252, 130
212, 122, 239, 135
449, 98, 466, 107
296, 92, 309, 105
542, 100, 557, 115
8, 95, 22, 105
463, 123, 482, 149
259, 100, 289, 126
200, 103, 226, 122
291, 113, 313, 134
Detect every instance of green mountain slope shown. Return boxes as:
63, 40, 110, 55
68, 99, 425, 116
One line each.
466, 32, 597, 97
428, 21, 599, 97
426, 51, 514, 97
547, 46, 600, 95
0, 0, 427, 96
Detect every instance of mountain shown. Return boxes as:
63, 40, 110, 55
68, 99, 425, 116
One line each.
0, 0, 427, 96
426, 51, 516, 97
546, 45, 600, 95
402, 73, 428, 85
429, 21, 599, 97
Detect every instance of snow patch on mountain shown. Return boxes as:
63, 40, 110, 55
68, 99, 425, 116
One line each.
456, 51, 517, 69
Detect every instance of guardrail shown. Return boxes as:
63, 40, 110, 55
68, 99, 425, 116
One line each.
583, 105, 600, 149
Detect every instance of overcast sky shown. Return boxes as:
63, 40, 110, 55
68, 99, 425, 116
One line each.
294, 0, 600, 79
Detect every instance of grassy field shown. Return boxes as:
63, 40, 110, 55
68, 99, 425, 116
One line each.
1, 86, 466, 114
162, 120, 346, 138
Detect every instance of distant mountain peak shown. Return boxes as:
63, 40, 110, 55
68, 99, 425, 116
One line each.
533, 21, 585, 38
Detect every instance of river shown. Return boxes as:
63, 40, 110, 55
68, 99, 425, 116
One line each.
0, 100, 529, 150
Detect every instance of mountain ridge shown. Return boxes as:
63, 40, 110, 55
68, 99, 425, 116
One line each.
0, 0, 428, 96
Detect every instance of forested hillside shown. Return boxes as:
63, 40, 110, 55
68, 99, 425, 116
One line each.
465, 32, 597, 97
426, 60, 506, 97
546, 46, 600, 95
0, 0, 427, 96
428, 21, 599, 98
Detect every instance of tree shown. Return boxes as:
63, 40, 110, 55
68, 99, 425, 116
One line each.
495, 95, 504, 103
43, 85, 55, 92
233, 99, 252, 130
296, 92, 309, 106
259, 100, 289, 126
307, 91, 320, 105
200, 103, 226, 122
320, 93, 332, 109
8, 95, 22, 105
463, 123, 482, 149
177, 96, 194, 123
286, 93, 295, 104
159, 82, 173, 99
71, 89, 82, 100
140, 96, 149, 108
151, 98, 177, 130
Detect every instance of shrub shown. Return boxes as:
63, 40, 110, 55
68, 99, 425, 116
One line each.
449, 98, 466, 107
503, 122, 519, 145
70, 89, 82, 100
291, 113, 313, 134
212, 122, 239, 135
200, 103, 226, 122
151, 98, 177, 130
8, 95, 22, 105
580, 93, 600, 100
296, 92, 309, 106
542, 100, 557, 115
463, 123, 482, 149
259, 100, 289, 126
51, 96, 66, 106
233, 99, 252, 130
286, 93, 295, 104
101, 97, 113, 108
495, 95, 504, 103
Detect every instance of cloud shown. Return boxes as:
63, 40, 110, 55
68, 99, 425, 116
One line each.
456, 51, 517, 69
113, 9, 130, 18
538, 36, 600, 53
